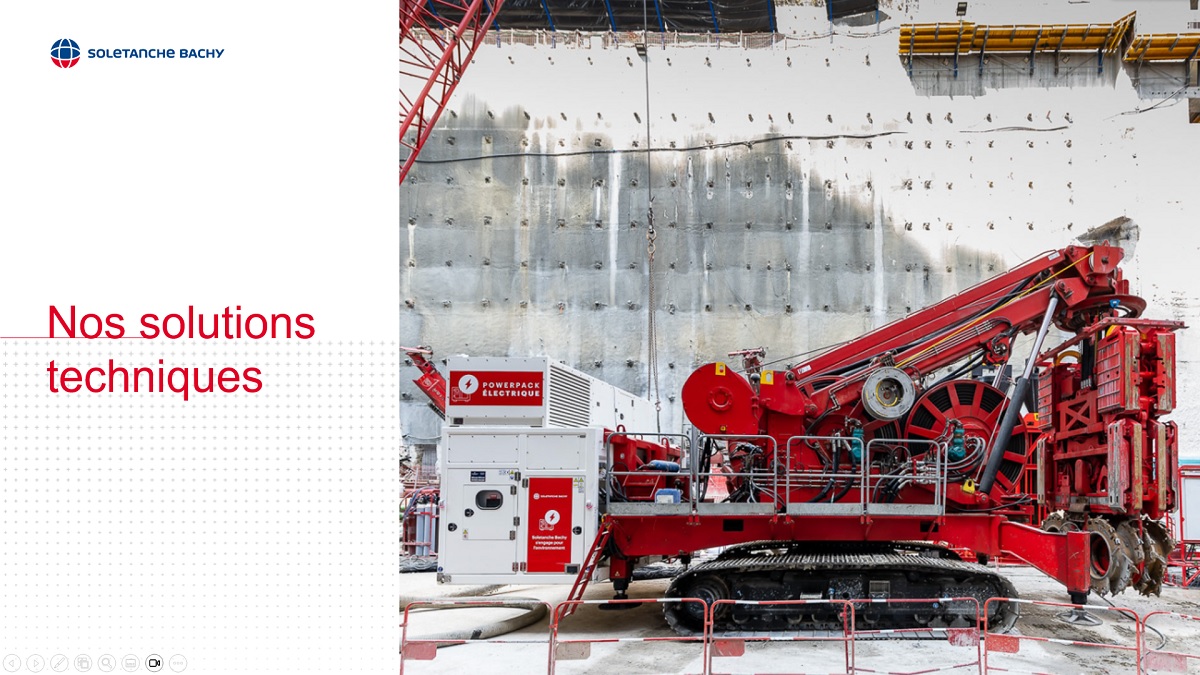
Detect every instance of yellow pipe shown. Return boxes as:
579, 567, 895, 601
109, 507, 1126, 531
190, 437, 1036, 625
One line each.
1053, 350, 1081, 365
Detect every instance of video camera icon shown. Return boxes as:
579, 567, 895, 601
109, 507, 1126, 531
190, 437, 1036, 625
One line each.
146, 654, 163, 672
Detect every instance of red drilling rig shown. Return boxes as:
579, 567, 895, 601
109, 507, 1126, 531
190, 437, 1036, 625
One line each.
417, 243, 1181, 634
603, 243, 1180, 632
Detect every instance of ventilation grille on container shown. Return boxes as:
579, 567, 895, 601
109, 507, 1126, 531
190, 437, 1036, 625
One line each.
548, 364, 591, 428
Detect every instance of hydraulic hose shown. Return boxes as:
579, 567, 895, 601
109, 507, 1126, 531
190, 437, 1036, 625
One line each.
696, 437, 714, 502
807, 438, 840, 503
830, 475, 856, 502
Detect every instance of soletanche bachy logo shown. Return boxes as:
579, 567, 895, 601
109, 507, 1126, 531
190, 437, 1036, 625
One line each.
51, 38, 81, 68
50, 38, 225, 68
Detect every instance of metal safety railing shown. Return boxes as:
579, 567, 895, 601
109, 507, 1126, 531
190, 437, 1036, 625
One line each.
982, 598, 1141, 674
783, 435, 866, 516
862, 438, 948, 516
1125, 34, 1200, 63
706, 598, 855, 675
900, 15, 1135, 57
419, 28, 833, 52
603, 431, 694, 511
604, 432, 782, 514
699, 433, 783, 512
851, 597, 981, 675
899, 12, 1136, 77
1140, 610, 1200, 674
782, 436, 952, 516
550, 597, 709, 675
398, 595, 1194, 674
602, 432, 960, 517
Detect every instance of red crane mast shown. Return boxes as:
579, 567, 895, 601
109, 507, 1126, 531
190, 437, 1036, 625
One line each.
400, 0, 504, 185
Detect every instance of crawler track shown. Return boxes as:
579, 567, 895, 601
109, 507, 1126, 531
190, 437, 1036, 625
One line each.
663, 543, 1018, 635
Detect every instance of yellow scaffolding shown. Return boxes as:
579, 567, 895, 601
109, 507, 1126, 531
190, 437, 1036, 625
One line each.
899, 12, 1135, 76
1124, 33, 1200, 63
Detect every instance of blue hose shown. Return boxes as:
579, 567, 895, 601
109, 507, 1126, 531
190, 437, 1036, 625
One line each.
643, 459, 681, 472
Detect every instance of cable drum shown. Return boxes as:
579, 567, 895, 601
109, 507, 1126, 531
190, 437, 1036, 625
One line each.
861, 367, 917, 421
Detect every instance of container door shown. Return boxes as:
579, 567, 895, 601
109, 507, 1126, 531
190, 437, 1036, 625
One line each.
449, 481, 518, 575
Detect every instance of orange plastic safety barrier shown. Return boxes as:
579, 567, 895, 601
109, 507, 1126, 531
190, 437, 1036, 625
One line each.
706, 598, 856, 675
550, 597, 708, 675
982, 598, 1140, 674
852, 597, 982, 675
1140, 610, 1200, 674
395, 594, 1166, 674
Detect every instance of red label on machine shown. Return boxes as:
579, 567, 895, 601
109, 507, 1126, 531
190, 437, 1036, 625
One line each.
526, 477, 573, 573
448, 370, 544, 406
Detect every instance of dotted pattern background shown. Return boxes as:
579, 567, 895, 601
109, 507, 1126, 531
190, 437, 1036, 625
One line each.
1, 339, 401, 673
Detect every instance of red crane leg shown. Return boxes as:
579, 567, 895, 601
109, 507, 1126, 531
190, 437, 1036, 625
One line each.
997, 522, 1091, 594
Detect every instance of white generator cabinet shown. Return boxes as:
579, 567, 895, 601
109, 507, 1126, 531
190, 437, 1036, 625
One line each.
437, 426, 603, 585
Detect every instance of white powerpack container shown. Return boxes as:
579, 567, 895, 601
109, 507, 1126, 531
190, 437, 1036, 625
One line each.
436, 356, 661, 585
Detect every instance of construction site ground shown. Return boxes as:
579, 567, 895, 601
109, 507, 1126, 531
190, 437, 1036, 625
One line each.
399, 564, 1200, 674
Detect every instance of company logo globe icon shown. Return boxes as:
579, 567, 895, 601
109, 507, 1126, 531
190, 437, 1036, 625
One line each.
51, 38, 81, 68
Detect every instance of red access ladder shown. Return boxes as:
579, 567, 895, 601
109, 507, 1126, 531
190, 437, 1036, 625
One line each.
562, 519, 613, 616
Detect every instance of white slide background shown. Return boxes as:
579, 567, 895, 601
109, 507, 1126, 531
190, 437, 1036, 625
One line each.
1, 3, 400, 673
